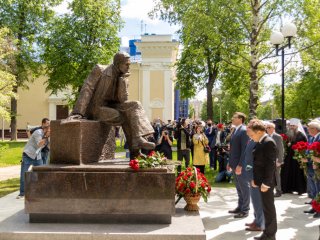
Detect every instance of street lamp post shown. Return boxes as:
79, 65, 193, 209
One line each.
270, 23, 297, 133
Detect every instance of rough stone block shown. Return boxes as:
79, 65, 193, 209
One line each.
50, 120, 112, 164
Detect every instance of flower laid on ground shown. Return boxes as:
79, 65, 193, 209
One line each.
292, 141, 309, 171
308, 141, 320, 179
311, 193, 320, 213
129, 151, 169, 171
175, 167, 211, 202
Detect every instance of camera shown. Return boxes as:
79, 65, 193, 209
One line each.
164, 131, 168, 135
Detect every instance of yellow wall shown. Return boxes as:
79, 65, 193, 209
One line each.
4, 76, 50, 129
128, 65, 140, 101
150, 70, 164, 100
152, 108, 163, 121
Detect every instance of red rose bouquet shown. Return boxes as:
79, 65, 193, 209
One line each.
175, 167, 211, 203
291, 141, 309, 171
280, 133, 289, 156
129, 151, 169, 171
280, 133, 289, 143
311, 193, 320, 213
308, 141, 320, 179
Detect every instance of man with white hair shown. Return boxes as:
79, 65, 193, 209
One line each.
281, 118, 307, 195
303, 119, 320, 218
266, 122, 284, 197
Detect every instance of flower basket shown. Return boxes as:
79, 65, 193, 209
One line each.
184, 193, 201, 211
175, 167, 211, 211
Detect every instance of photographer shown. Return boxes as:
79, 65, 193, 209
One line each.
174, 118, 192, 174
157, 127, 173, 159
192, 124, 209, 174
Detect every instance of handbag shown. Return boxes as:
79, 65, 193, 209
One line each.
201, 140, 211, 153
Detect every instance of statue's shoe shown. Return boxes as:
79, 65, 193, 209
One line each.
132, 137, 155, 150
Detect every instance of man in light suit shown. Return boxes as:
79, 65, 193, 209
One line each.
227, 112, 250, 218
250, 119, 277, 240
266, 122, 284, 197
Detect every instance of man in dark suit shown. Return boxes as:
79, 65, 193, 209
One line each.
266, 122, 284, 197
227, 112, 250, 218
250, 119, 277, 240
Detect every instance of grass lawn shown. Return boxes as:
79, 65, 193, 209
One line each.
0, 142, 24, 167
0, 178, 19, 198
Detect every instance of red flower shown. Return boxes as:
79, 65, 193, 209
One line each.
129, 159, 140, 170
190, 181, 196, 189
183, 175, 189, 181
187, 171, 193, 177
312, 200, 320, 213
280, 133, 288, 141
148, 150, 156, 157
185, 188, 191, 194
201, 182, 205, 188
207, 186, 211, 193
187, 167, 192, 171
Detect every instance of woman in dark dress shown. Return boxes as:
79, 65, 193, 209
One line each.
157, 127, 173, 159
281, 120, 307, 195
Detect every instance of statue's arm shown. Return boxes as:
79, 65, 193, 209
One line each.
71, 64, 105, 116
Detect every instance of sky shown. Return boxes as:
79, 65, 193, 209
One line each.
53, 0, 290, 102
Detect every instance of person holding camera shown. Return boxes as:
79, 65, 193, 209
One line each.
157, 127, 173, 159
192, 124, 209, 174
17, 122, 50, 199
174, 118, 192, 174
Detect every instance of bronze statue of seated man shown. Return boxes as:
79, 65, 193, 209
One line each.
65, 52, 155, 154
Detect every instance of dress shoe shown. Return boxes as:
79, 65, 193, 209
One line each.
245, 221, 255, 227
132, 137, 155, 150
254, 235, 275, 240
313, 212, 320, 218
245, 225, 262, 231
234, 212, 248, 218
274, 191, 282, 197
228, 208, 241, 214
304, 208, 316, 214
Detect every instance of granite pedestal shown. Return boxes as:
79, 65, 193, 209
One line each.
25, 159, 175, 224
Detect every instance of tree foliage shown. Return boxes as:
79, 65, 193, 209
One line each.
0, 27, 16, 121
0, 0, 62, 139
41, 0, 122, 95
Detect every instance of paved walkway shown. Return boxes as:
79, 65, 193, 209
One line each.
0, 165, 20, 181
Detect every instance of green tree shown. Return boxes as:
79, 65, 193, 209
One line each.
152, 0, 297, 119
0, 0, 62, 140
41, 0, 122, 96
0, 28, 16, 121
151, 0, 246, 120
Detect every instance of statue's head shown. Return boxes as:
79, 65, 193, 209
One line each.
113, 52, 131, 74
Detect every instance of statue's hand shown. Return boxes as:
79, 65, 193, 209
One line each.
60, 114, 84, 124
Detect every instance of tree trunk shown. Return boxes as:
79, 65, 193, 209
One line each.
10, 86, 18, 140
206, 54, 219, 121
249, 0, 260, 119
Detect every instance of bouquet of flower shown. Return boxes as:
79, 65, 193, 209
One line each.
291, 141, 309, 171
311, 193, 320, 213
129, 151, 169, 171
280, 133, 289, 156
175, 167, 211, 203
308, 141, 320, 179
280, 133, 289, 144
